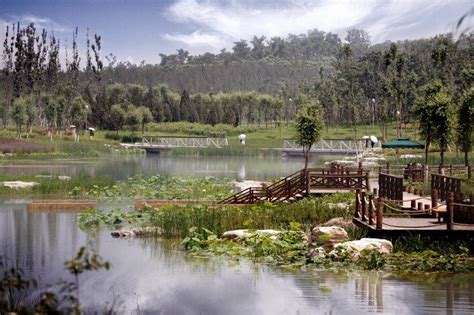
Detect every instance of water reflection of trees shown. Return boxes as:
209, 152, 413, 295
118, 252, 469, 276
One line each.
287, 269, 474, 313
388, 273, 474, 314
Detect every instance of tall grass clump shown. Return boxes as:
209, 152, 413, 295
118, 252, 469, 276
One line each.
392, 234, 474, 254
53, 140, 117, 156
78, 193, 354, 237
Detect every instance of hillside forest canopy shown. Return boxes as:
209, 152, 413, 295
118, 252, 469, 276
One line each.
0, 23, 473, 145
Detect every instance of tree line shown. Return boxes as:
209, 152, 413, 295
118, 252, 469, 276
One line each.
0, 22, 472, 165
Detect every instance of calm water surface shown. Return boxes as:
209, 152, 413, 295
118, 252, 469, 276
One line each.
0, 154, 312, 180
1, 156, 474, 313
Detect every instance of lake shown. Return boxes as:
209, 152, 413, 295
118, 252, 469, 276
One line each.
1, 155, 474, 313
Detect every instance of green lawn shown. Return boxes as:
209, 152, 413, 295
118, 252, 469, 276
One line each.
0, 122, 471, 164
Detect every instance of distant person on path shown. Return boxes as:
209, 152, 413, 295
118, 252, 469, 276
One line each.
239, 134, 246, 145
88, 127, 95, 140
70, 125, 78, 142
47, 124, 53, 141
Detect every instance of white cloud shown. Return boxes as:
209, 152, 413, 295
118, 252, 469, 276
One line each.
164, 30, 228, 51
1, 14, 71, 34
164, 0, 466, 52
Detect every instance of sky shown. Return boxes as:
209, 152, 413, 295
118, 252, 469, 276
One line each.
0, 0, 472, 65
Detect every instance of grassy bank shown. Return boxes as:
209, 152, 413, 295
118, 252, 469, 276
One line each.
0, 173, 115, 197
0, 128, 142, 159
102, 121, 418, 149
1, 122, 472, 161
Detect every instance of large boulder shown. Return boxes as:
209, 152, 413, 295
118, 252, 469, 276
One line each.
306, 246, 326, 259
1, 181, 39, 189
222, 229, 280, 240
321, 217, 354, 229
310, 226, 349, 250
111, 227, 159, 238
331, 238, 393, 260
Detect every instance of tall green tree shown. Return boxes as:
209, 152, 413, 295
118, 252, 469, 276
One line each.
24, 96, 36, 138
295, 99, 324, 169
138, 106, 153, 133
432, 92, 454, 167
126, 107, 141, 132
11, 97, 27, 137
415, 80, 455, 166
70, 96, 87, 132
457, 87, 474, 166
110, 104, 126, 133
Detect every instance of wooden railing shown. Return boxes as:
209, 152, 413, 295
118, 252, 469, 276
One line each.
307, 169, 370, 191
355, 190, 474, 230
378, 173, 403, 202
431, 173, 462, 202
219, 167, 370, 204
354, 190, 382, 229
379, 162, 471, 180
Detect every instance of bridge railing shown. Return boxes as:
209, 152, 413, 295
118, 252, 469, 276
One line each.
141, 137, 228, 148
283, 139, 381, 152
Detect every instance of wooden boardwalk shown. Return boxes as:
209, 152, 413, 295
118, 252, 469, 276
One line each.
354, 217, 474, 231
27, 200, 97, 212
353, 186, 474, 237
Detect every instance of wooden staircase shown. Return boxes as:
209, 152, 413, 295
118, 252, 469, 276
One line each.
219, 166, 371, 205
219, 169, 307, 204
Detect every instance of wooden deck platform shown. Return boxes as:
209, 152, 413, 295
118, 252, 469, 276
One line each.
27, 200, 97, 212
353, 217, 474, 237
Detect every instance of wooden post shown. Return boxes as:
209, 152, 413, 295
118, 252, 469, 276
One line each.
386, 162, 390, 174
449, 164, 453, 176
368, 194, 374, 225
411, 200, 416, 209
376, 198, 384, 230
366, 172, 370, 191
361, 191, 367, 221
306, 170, 310, 196
431, 189, 438, 208
447, 192, 454, 230
468, 165, 472, 180
354, 189, 361, 217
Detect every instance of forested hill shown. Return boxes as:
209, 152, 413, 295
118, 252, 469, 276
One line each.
100, 29, 365, 93
101, 59, 326, 94
1, 22, 472, 133
98, 28, 469, 94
